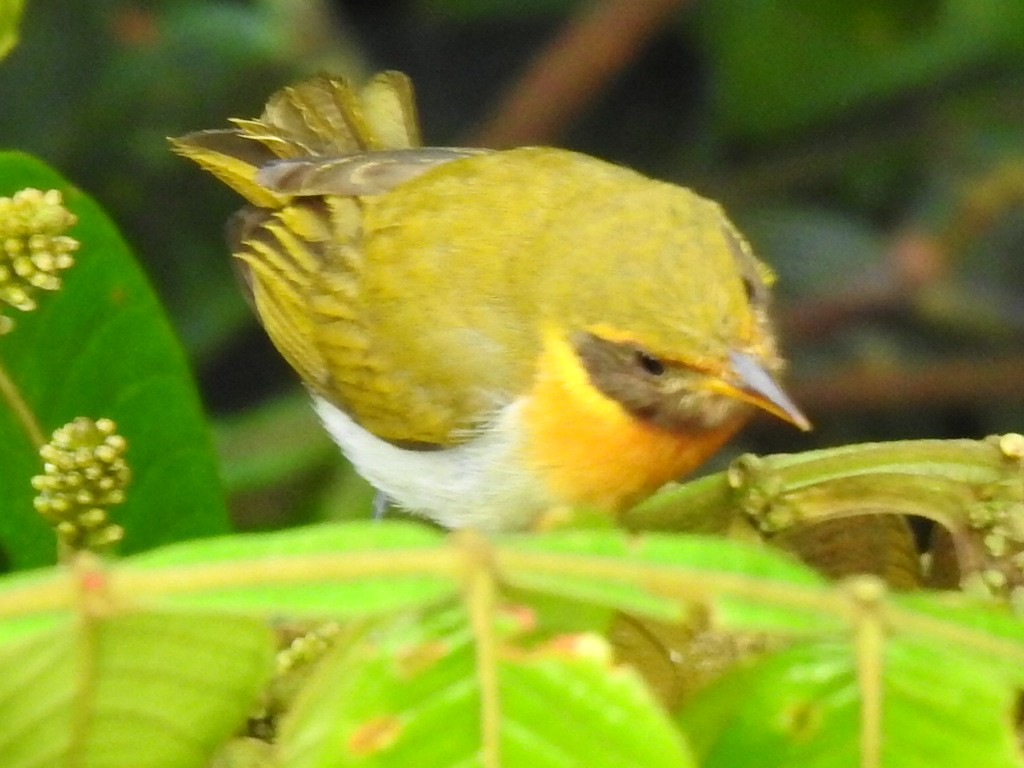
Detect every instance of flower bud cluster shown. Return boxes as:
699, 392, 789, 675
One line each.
32, 417, 129, 553
0, 188, 78, 333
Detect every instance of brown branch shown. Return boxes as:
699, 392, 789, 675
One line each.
780, 279, 907, 343
780, 229, 948, 343
470, 0, 690, 149
789, 355, 1024, 416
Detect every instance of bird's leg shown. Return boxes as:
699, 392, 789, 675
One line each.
372, 490, 392, 521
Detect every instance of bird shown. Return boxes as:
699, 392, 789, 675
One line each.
171, 71, 809, 531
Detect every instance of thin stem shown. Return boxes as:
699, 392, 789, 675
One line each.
457, 531, 502, 768
0, 547, 465, 620
496, 547, 846, 622
0, 353, 46, 449
118, 549, 462, 599
847, 578, 885, 768
470, 0, 689, 148
0, 570, 78, 616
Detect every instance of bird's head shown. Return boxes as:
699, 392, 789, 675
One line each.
545, 185, 808, 434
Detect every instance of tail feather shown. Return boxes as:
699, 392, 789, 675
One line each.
170, 71, 421, 207
254, 72, 421, 154
357, 71, 421, 149
260, 77, 373, 154
170, 129, 284, 207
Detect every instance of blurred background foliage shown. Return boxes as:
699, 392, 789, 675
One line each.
2, 0, 1023, 531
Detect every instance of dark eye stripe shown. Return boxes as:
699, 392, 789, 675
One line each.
635, 350, 665, 376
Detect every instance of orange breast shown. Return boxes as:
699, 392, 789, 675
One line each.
520, 330, 746, 512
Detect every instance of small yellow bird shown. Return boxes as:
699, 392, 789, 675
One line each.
172, 71, 809, 530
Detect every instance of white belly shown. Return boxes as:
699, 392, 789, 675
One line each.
313, 395, 553, 530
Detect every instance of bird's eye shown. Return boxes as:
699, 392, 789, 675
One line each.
635, 350, 665, 376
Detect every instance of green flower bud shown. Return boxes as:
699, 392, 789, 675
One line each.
32, 417, 129, 554
0, 188, 78, 334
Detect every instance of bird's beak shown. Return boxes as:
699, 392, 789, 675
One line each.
710, 350, 811, 431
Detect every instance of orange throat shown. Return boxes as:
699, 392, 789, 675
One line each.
521, 332, 748, 513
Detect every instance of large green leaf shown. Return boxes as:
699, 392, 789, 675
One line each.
280, 602, 694, 768
0, 610, 273, 768
0, 152, 228, 568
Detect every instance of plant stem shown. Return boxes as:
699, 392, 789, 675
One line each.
0, 354, 45, 449
624, 437, 1017, 535
458, 531, 502, 768
848, 578, 885, 768
470, 0, 689, 148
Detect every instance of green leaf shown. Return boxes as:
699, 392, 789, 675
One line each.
0, 610, 273, 768
499, 643, 694, 768
890, 591, 1024, 679
0, 152, 229, 569
678, 641, 859, 767
0, 0, 22, 60
680, 635, 1024, 768
498, 530, 833, 631
280, 602, 694, 767
124, 521, 457, 617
